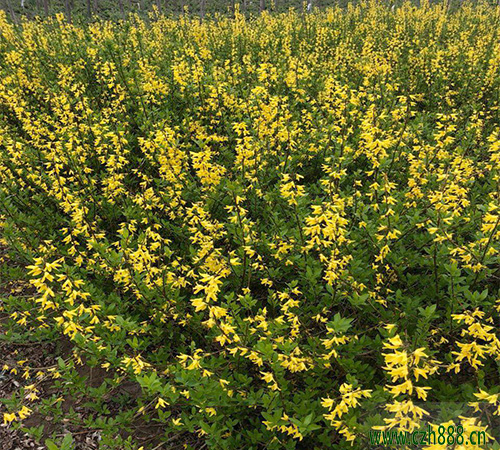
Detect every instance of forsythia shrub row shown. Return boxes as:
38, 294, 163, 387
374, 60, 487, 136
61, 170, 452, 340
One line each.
1, 2, 500, 448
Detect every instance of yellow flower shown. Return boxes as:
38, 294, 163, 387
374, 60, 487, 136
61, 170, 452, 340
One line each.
3, 412, 16, 424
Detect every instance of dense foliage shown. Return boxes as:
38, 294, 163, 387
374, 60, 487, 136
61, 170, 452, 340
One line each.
1, 0, 360, 23
1, 2, 500, 448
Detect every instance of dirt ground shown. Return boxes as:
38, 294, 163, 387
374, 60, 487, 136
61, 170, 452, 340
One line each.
0, 255, 102, 450
0, 336, 102, 449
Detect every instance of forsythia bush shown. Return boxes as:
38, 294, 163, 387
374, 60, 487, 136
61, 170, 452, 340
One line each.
1, 2, 500, 448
